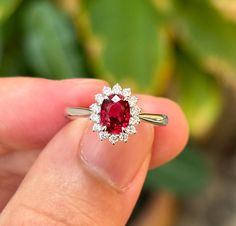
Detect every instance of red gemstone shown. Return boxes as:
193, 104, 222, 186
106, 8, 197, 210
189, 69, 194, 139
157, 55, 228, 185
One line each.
100, 94, 131, 134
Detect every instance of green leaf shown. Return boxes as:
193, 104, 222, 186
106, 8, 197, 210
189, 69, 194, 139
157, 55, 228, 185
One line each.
0, 17, 28, 76
0, 50, 25, 76
0, 29, 2, 64
171, 50, 223, 138
171, 0, 236, 71
0, 39, 27, 76
0, 0, 21, 24
22, 1, 84, 79
145, 145, 209, 195
83, 0, 173, 94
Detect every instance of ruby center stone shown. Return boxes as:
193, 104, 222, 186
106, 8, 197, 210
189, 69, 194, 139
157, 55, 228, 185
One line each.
100, 94, 131, 134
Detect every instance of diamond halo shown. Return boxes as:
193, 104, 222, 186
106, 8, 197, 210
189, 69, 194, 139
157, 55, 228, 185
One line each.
89, 84, 141, 144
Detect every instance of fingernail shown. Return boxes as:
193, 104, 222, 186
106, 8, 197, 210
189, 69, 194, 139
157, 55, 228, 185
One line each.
80, 123, 154, 189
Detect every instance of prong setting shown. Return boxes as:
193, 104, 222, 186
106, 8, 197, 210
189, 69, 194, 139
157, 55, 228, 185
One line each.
90, 83, 141, 144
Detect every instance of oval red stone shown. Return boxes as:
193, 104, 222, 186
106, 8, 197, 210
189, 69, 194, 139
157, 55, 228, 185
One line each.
100, 94, 131, 134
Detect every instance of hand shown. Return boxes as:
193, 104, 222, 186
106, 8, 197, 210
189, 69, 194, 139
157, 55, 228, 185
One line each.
0, 77, 188, 226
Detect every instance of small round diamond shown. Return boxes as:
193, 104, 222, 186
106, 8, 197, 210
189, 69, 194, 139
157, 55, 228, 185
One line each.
128, 96, 138, 107
131, 106, 141, 116
109, 135, 119, 144
95, 94, 105, 105
90, 103, 101, 114
129, 116, 140, 125
125, 125, 136, 135
119, 133, 129, 142
122, 88, 131, 97
92, 123, 102, 132
90, 113, 100, 123
112, 83, 122, 94
99, 131, 110, 140
103, 86, 112, 96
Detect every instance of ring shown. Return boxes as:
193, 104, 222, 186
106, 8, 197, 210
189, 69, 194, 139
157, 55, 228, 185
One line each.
65, 84, 168, 144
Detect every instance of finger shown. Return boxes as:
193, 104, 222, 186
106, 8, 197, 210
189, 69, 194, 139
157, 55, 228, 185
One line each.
138, 95, 189, 168
0, 78, 188, 169
0, 149, 40, 210
0, 77, 107, 152
0, 119, 154, 226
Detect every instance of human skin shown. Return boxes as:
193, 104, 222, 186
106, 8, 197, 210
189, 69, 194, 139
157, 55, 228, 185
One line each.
0, 77, 189, 226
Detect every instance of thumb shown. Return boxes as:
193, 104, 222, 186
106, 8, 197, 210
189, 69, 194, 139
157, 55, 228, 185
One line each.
0, 119, 154, 226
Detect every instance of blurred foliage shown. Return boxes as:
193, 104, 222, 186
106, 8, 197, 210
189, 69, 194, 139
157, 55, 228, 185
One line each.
0, 0, 21, 24
171, 0, 236, 71
22, 1, 84, 78
83, 0, 173, 93
172, 48, 223, 138
0, 0, 235, 195
145, 145, 209, 195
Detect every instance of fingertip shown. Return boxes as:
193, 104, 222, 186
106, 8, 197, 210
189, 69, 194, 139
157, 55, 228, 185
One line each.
137, 95, 189, 168
152, 98, 189, 167
0, 77, 108, 150
80, 121, 154, 189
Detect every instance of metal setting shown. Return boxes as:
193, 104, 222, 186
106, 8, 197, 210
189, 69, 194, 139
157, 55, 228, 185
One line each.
66, 107, 92, 119
65, 84, 168, 144
66, 107, 168, 126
